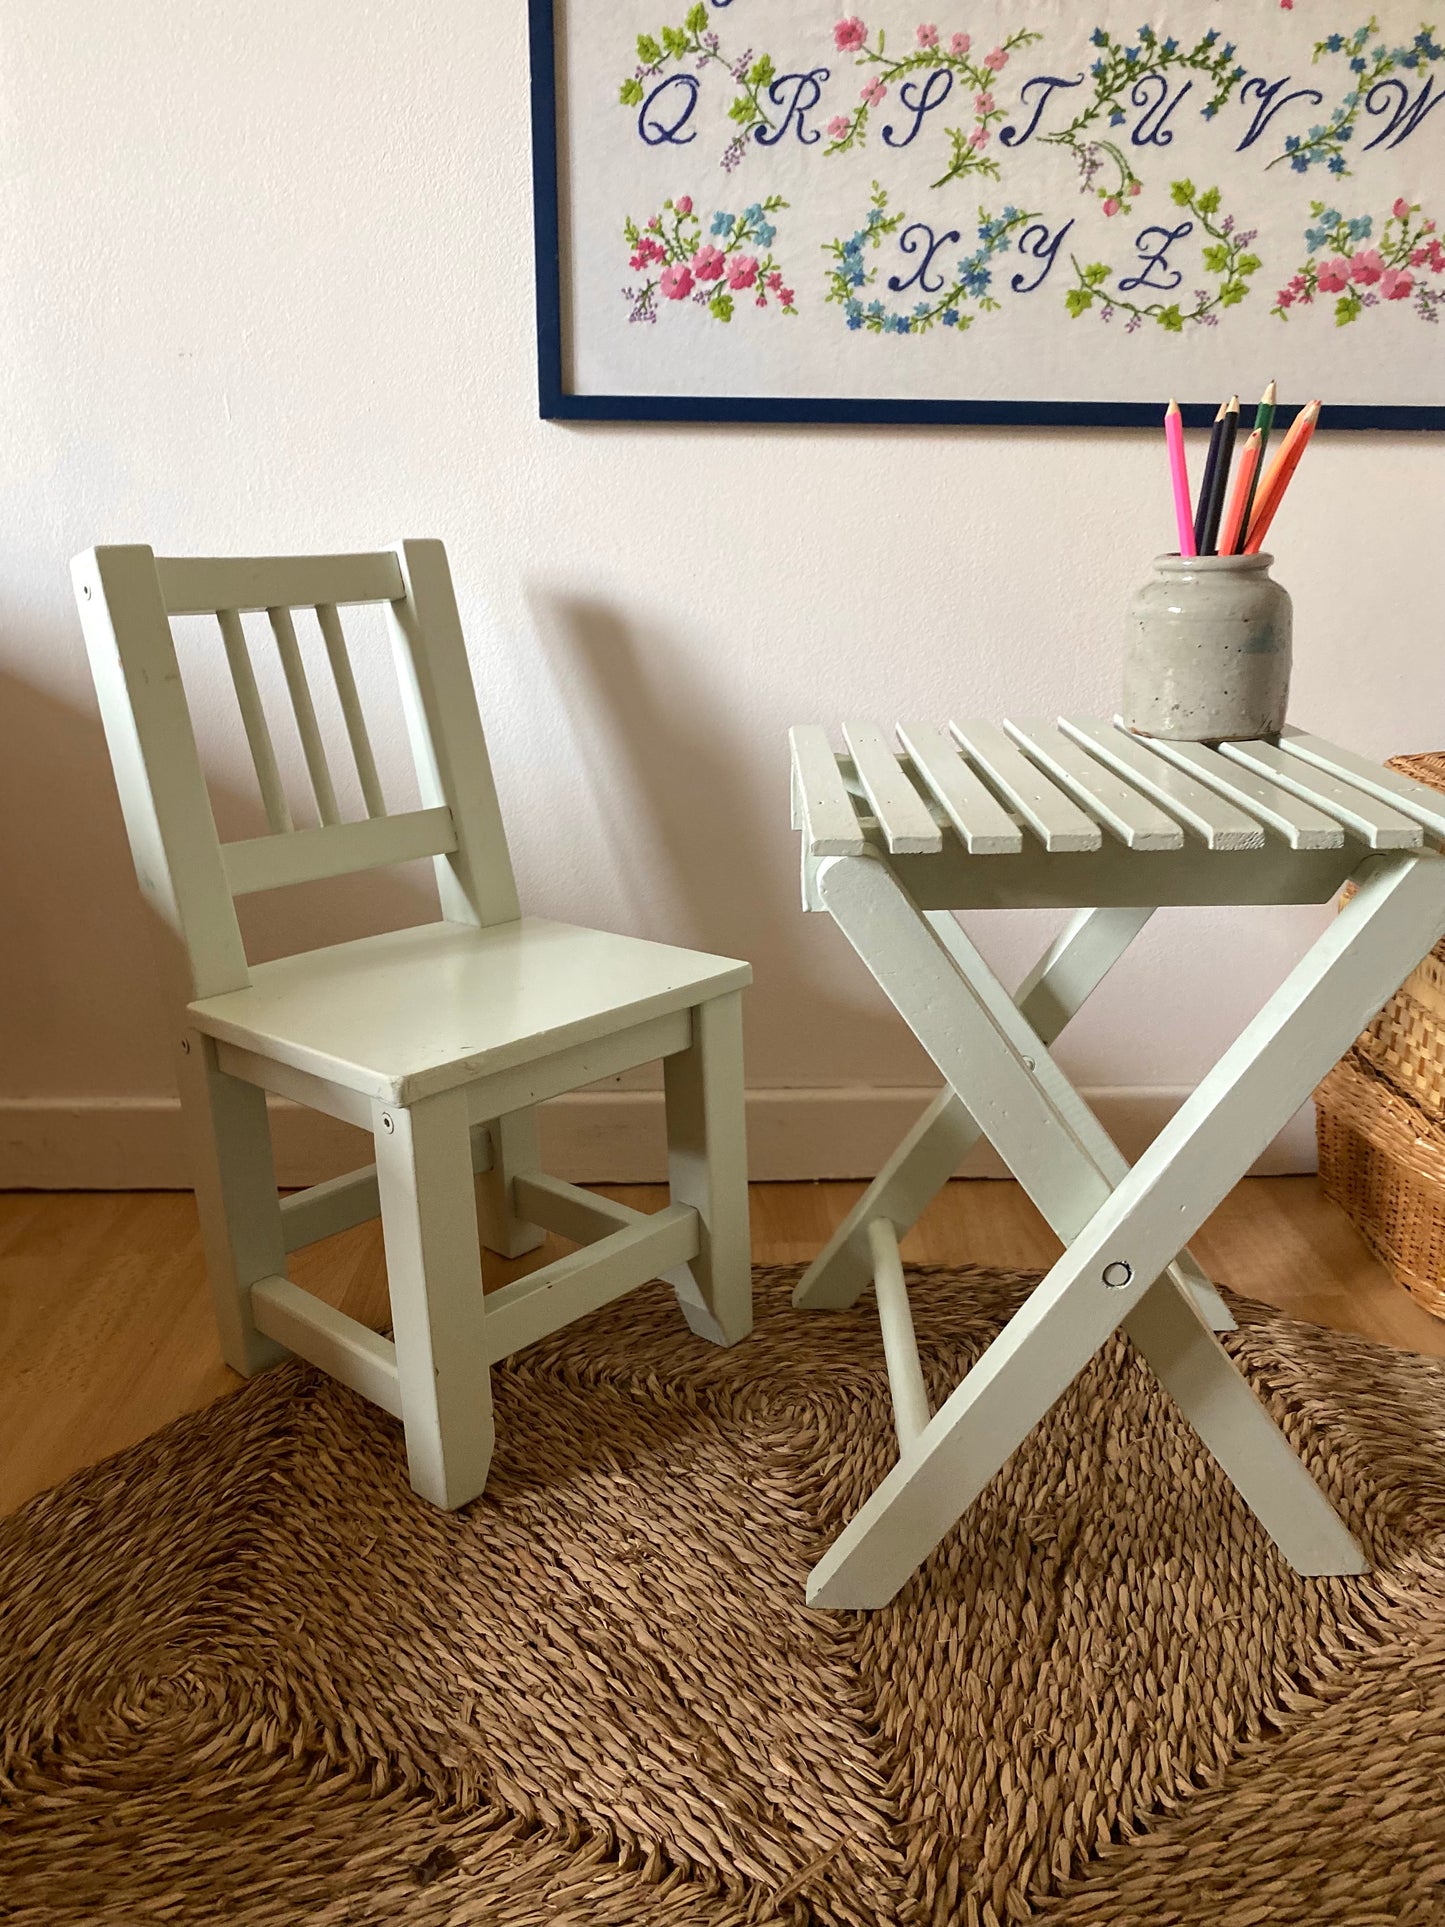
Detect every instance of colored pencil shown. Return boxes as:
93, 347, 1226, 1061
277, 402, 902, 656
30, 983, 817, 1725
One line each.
1244, 398, 1321, 553
1237, 378, 1276, 550
1194, 394, 1239, 556
1217, 428, 1263, 557
1164, 400, 1196, 557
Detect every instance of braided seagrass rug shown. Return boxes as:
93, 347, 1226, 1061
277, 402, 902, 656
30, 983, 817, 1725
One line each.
5, 1264, 1445, 1926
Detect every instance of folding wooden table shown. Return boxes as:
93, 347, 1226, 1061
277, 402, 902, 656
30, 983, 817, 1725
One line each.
790, 717, 1445, 1610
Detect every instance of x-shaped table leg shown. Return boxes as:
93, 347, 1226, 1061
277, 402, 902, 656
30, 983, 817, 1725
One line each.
794, 902, 1234, 1332
803, 846, 1445, 1610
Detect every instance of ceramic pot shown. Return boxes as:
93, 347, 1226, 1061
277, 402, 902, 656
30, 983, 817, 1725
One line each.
1122, 552, 1292, 743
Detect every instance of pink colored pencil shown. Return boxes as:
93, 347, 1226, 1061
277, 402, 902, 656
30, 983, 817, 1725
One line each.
1164, 400, 1196, 558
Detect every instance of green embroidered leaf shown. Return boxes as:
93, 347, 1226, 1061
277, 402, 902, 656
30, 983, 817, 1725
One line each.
1334, 291, 1361, 325
728, 92, 755, 122
1201, 243, 1230, 273
1237, 252, 1262, 277
1195, 186, 1221, 215
685, 2, 708, 30
661, 24, 687, 57
1083, 261, 1111, 287
1169, 179, 1195, 207
1157, 304, 1185, 331
636, 32, 661, 63
1219, 280, 1247, 307
748, 53, 775, 85
619, 77, 644, 106
1065, 286, 1095, 317
709, 290, 734, 321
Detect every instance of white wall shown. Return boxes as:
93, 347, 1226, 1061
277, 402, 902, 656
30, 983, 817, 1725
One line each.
2, 0, 1442, 1184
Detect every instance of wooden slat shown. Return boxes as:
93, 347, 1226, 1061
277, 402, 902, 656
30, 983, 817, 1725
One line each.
1220, 739, 1424, 850
280, 1128, 492, 1252
949, 719, 1101, 853
1057, 718, 1265, 851
316, 603, 386, 817
221, 803, 457, 896
1279, 730, 1445, 840
216, 609, 293, 834
513, 1172, 646, 1245
1004, 718, 1183, 851
268, 606, 340, 826
895, 722, 1022, 854
156, 552, 404, 616
250, 1275, 403, 1417
789, 725, 868, 856
1138, 736, 1344, 850
482, 1205, 698, 1362
842, 723, 942, 853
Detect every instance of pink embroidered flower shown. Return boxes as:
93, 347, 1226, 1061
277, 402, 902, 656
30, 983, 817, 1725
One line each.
1289, 273, 1308, 293
827, 113, 852, 138
834, 16, 867, 51
778, 287, 795, 306
1280, 1, 1293, 10
1349, 247, 1385, 284
983, 45, 1008, 70
916, 23, 938, 47
1276, 287, 1294, 307
860, 76, 888, 106
756, 294, 767, 306
647, 215, 661, 229
950, 30, 970, 53
1129, 180, 1142, 195
1316, 257, 1351, 292
1393, 197, 1412, 220
968, 125, 988, 147
691, 243, 726, 281
660, 263, 694, 300
674, 195, 692, 217
727, 254, 759, 290
766, 269, 783, 289
1380, 267, 1414, 299
1103, 195, 1121, 216
974, 91, 995, 112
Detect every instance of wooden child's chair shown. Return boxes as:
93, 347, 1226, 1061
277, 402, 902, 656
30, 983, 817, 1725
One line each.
75, 540, 752, 1507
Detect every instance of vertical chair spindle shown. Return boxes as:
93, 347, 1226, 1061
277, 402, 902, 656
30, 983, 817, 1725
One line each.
216, 609, 293, 835
268, 605, 340, 827
315, 603, 386, 818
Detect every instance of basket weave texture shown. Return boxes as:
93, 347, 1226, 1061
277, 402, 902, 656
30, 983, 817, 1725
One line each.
1316, 750, 1445, 1318
8, 1267, 1445, 1925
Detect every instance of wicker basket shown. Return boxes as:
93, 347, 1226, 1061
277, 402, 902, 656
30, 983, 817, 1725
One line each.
1339, 750, 1445, 1121
1316, 1053, 1445, 1318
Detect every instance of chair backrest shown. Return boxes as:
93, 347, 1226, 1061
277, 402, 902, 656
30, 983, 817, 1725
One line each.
73, 539, 520, 999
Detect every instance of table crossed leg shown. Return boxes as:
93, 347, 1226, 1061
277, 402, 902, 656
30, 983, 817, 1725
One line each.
802, 846, 1445, 1610
794, 902, 1234, 1332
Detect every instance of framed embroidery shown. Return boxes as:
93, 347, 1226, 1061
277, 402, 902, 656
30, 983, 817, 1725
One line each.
530, 1, 1445, 427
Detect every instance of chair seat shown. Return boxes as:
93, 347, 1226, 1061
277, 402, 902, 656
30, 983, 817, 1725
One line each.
189, 918, 751, 1105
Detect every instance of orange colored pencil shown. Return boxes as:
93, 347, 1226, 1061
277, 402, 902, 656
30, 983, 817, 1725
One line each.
1217, 428, 1262, 556
1244, 399, 1321, 553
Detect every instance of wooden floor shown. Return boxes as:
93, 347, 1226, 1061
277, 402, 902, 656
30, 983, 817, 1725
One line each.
2, 1176, 1442, 1519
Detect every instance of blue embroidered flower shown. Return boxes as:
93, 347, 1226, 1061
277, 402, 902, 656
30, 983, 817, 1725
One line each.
1290, 154, 1309, 171
913, 302, 931, 317
1348, 215, 1373, 240
963, 264, 991, 296
1327, 154, 1346, 172
1161, 36, 1177, 54
1091, 27, 1108, 47
1202, 28, 1217, 44
1110, 108, 1126, 125
848, 266, 866, 286
845, 298, 863, 320
1321, 208, 1342, 227
1202, 102, 1217, 119
942, 307, 960, 325
1284, 134, 1300, 151
846, 314, 863, 330
1350, 55, 1366, 72
866, 206, 885, 228
743, 203, 763, 224
891, 314, 911, 333
711, 211, 735, 236
1091, 57, 1105, 76
867, 299, 885, 316
1325, 33, 1344, 51
755, 221, 776, 247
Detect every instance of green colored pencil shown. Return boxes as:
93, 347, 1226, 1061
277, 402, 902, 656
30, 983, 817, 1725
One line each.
1235, 379, 1276, 553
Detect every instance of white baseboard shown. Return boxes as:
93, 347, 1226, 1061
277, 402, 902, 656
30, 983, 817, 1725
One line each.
0, 1086, 1318, 1189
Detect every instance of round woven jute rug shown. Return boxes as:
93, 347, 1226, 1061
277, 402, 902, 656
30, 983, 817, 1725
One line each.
4, 1265, 1445, 1926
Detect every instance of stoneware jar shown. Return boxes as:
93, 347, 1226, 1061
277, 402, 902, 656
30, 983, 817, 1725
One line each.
1122, 552, 1292, 743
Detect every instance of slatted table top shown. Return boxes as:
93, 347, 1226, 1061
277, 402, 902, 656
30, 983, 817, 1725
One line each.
791, 719, 1445, 863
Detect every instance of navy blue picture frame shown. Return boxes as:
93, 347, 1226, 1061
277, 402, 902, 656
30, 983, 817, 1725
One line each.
528, 0, 1442, 432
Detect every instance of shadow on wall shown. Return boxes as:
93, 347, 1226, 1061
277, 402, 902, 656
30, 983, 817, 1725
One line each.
523, 592, 911, 1078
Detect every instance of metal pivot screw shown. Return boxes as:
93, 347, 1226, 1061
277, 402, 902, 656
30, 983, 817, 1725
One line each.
178, 1037, 191, 1055
381, 1113, 395, 1134
1102, 1260, 1133, 1289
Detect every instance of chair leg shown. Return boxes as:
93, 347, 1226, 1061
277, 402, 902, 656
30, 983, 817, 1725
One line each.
181, 1033, 290, 1379
663, 991, 752, 1347
373, 1088, 494, 1509
474, 1108, 546, 1259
